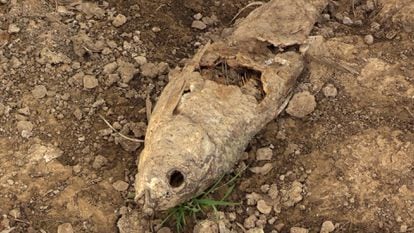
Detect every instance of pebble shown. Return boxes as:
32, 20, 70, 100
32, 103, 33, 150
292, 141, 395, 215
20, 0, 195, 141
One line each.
244, 214, 257, 229
117, 60, 138, 83
320, 221, 335, 233
256, 147, 273, 161
83, 75, 99, 89
246, 228, 265, 233
250, 163, 273, 175
364, 34, 374, 45
286, 91, 317, 118
268, 184, 279, 199
193, 220, 218, 233
191, 20, 207, 30
9, 208, 21, 218
32, 85, 48, 99
400, 224, 408, 233
342, 16, 353, 25
193, 13, 203, 20
322, 84, 338, 98
134, 56, 147, 66
106, 74, 120, 87
17, 120, 34, 133
290, 227, 309, 233
283, 181, 303, 207
113, 14, 127, 27
103, 62, 118, 74
73, 108, 82, 120
112, 180, 129, 192
152, 27, 161, 33
57, 223, 74, 233
92, 155, 108, 169
17, 107, 30, 116
0, 0, 8, 4
257, 200, 272, 214
8, 24, 20, 33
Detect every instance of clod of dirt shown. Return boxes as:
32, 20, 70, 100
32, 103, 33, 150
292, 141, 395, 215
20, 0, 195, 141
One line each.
112, 180, 129, 192
31, 85, 47, 99
290, 227, 309, 233
364, 35, 374, 45
322, 84, 337, 98
283, 181, 304, 207
256, 147, 273, 161
192, 20, 207, 30
117, 60, 138, 83
257, 199, 272, 214
320, 221, 335, 233
57, 223, 74, 233
140, 62, 169, 78
8, 209, 20, 219
134, 56, 148, 66
103, 62, 118, 74
193, 220, 218, 233
250, 163, 273, 175
29, 144, 63, 162
244, 214, 257, 229
17, 107, 30, 116
286, 91, 317, 118
117, 210, 149, 233
268, 184, 279, 199
83, 75, 99, 89
16, 120, 33, 136
92, 155, 108, 169
113, 14, 127, 27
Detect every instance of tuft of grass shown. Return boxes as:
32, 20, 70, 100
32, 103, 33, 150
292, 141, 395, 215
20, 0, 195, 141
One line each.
161, 169, 245, 232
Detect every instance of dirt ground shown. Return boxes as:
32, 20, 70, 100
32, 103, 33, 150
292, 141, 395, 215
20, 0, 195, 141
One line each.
0, 0, 413, 233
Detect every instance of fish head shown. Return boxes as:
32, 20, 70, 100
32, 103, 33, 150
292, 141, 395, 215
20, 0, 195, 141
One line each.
135, 115, 217, 210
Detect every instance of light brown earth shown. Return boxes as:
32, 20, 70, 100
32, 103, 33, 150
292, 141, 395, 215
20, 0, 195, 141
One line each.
0, 0, 413, 233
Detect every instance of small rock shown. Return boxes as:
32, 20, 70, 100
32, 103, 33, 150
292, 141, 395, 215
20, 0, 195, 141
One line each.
103, 62, 118, 74
192, 20, 207, 30
364, 34, 374, 45
247, 228, 264, 233
193, 13, 203, 20
113, 14, 127, 27
17, 107, 30, 116
152, 27, 161, 32
157, 227, 172, 233
113, 180, 129, 192
57, 223, 74, 233
244, 215, 257, 229
283, 181, 303, 207
268, 184, 279, 199
17, 120, 34, 133
400, 224, 408, 233
290, 227, 309, 233
0, 0, 8, 4
320, 221, 335, 233
119, 138, 141, 152
73, 165, 82, 174
256, 147, 273, 161
9, 208, 21, 219
140, 62, 159, 78
286, 91, 316, 118
250, 163, 273, 175
134, 56, 147, 66
342, 16, 353, 25
106, 74, 120, 86
73, 108, 82, 120
193, 220, 218, 233
92, 155, 108, 169
257, 200, 272, 215
32, 85, 47, 99
83, 75, 99, 89
322, 84, 337, 97
8, 24, 20, 33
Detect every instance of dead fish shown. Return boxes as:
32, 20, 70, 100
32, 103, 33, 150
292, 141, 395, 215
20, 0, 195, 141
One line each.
135, 0, 327, 211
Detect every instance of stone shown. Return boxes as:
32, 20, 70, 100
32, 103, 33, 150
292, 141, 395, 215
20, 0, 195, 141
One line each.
17, 120, 34, 133
322, 84, 338, 97
250, 163, 273, 175
9, 208, 21, 219
320, 221, 335, 233
244, 215, 257, 229
256, 147, 273, 161
17, 107, 30, 116
342, 16, 353, 25
57, 223, 74, 233
113, 14, 127, 27
32, 85, 47, 99
286, 91, 317, 118
193, 220, 218, 233
193, 13, 203, 20
83, 75, 99, 89
257, 200, 272, 214
8, 24, 20, 33
283, 181, 303, 207
92, 155, 108, 169
103, 62, 118, 74
134, 56, 147, 66
192, 20, 207, 30
140, 62, 158, 78
113, 180, 129, 192
290, 227, 309, 233
364, 34, 374, 45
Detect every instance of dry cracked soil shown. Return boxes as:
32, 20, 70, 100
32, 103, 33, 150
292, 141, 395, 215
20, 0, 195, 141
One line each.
0, 0, 413, 233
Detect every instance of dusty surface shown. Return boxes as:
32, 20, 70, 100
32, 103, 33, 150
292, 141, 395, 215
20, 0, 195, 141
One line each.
0, 0, 413, 233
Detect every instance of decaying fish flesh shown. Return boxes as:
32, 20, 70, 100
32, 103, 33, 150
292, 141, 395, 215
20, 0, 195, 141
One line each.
135, 0, 328, 211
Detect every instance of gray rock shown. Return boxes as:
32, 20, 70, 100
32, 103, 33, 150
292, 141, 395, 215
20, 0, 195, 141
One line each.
342, 16, 353, 25
191, 20, 207, 30
113, 180, 129, 192
364, 34, 374, 45
322, 84, 338, 97
134, 56, 147, 66
83, 75, 99, 89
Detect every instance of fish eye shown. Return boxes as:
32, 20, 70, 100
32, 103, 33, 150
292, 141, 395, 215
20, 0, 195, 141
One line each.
168, 170, 185, 188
